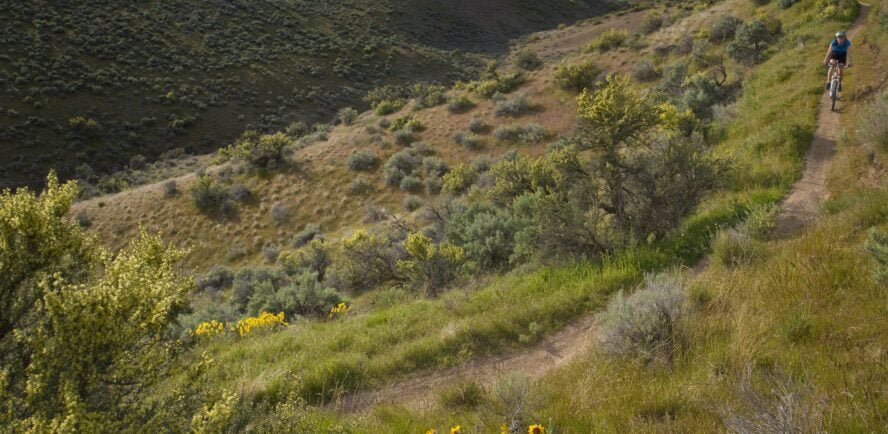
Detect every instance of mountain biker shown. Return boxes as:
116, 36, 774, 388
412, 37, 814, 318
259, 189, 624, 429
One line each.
823, 31, 851, 91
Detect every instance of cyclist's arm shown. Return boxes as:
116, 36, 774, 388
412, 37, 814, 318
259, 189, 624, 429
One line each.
823, 46, 833, 64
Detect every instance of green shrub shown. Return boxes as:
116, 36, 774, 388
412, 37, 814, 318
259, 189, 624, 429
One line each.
346, 150, 380, 171
587, 28, 630, 52
162, 179, 178, 198
422, 157, 449, 178
196, 266, 234, 293
348, 176, 373, 195
447, 94, 476, 113
727, 19, 773, 64
247, 270, 341, 318
493, 93, 535, 117
403, 195, 424, 212
632, 60, 659, 82
468, 117, 488, 134
232, 266, 286, 311
374, 99, 404, 115
745, 202, 780, 239
75, 210, 92, 228
393, 129, 417, 146
642, 11, 664, 34
261, 242, 281, 263
554, 60, 601, 92
330, 229, 400, 293
384, 148, 423, 187
190, 175, 234, 217
337, 107, 358, 125
388, 115, 424, 132
453, 132, 486, 150
777, 0, 799, 8
858, 91, 888, 152
709, 15, 743, 43
397, 232, 465, 295
399, 175, 424, 192
441, 163, 478, 195
219, 131, 291, 169
493, 124, 550, 144
445, 203, 524, 270
280, 239, 332, 280
599, 274, 686, 363
292, 223, 324, 248
516, 50, 543, 70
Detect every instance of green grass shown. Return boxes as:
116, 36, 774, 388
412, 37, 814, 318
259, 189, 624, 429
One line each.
343, 0, 883, 431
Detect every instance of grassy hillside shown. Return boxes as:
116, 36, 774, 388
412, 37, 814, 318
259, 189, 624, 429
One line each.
4, 0, 884, 431
0, 0, 623, 190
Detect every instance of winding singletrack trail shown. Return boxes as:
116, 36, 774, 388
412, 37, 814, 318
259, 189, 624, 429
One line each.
336, 5, 870, 414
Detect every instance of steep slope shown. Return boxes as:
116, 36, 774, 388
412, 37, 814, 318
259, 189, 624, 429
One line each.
0, 0, 624, 190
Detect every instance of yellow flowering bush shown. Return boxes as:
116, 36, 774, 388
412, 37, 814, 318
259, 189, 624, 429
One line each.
330, 229, 398, 293
192, 320, 226, 338
236, 312, 287, 337
450, 426, 461, 434
397, 232, 465, 295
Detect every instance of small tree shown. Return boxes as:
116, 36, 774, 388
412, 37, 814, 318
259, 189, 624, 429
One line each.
219, 131, 291, 169
397, 232, 465, 295
727, 19, 773, 63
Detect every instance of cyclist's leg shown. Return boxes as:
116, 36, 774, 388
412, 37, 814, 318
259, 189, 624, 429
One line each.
827, 58, 837, 88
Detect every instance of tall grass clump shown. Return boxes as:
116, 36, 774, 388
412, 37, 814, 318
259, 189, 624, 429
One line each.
587, 28, 630, 52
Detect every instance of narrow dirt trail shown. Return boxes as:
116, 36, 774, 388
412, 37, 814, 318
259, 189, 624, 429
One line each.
336, 6, 870, 414
775, 5, 868, 235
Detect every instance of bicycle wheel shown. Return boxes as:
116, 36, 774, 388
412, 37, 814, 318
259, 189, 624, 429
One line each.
830, 81, 838, 111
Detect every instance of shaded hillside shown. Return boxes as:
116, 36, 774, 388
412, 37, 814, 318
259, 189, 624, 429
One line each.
0, 0, 623, 190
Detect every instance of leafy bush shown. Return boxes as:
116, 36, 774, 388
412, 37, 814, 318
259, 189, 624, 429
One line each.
397, 232, 465, 295
422, 157, 450, 178
280, 239, 333, 280
777, 0, 799, 8
229, 183, 252, 202
727, 19, 773, 64
631, 60, 659, 82
445, 203, 524, 270
232, 267, 287, 311
494, 93, 535, 117
347, 150, 380, 171
468, 117, 488, 134
399, 175, 424, 192
441, 163, 478, 195
269, 202, 289, 226
864, 228, 888, 283
291, 223, 324, 248
554, 60, 601, 92
190, 175, 235, 217
374, 99, 404, 115
599, 274, 686, 363
458, 63, 526, 98
642, 11, 664, 34
337, 107, 358, 125
403, 195, 424, 212
516, 50, 543, 70
162, 179, 178, 198
330, 229, 400, 293
453, 132, 485, 150
247, 270, 341, 318
709, 15, 743, 43
75, 210, 92, 228
393, 129, 417, 146
196, 266, 234, 293
745, 202, 780, 240
384, 148, 423, 187
587, 28, 630, 52
348, 176, 373, 195
493, 124, 550, 144
448, 94, 476, 113
262, 242, 281, 263
388, 115, 425, 133
219, 131, 291, 169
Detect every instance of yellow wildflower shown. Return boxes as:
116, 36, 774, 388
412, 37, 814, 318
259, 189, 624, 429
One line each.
528, 424, 546, 434
501, 424, 509, 434
328, 302, 352, 318
235, 311, 287, 337
191, 320, 226, 338
450, 426, 461, 434
425, 430, 437, 434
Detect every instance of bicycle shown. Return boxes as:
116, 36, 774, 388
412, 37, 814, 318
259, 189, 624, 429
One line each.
825, 63, 850, 111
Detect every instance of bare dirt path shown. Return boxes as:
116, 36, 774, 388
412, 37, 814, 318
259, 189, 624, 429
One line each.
336, 5, 870, 414
775, 5, 868, 235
